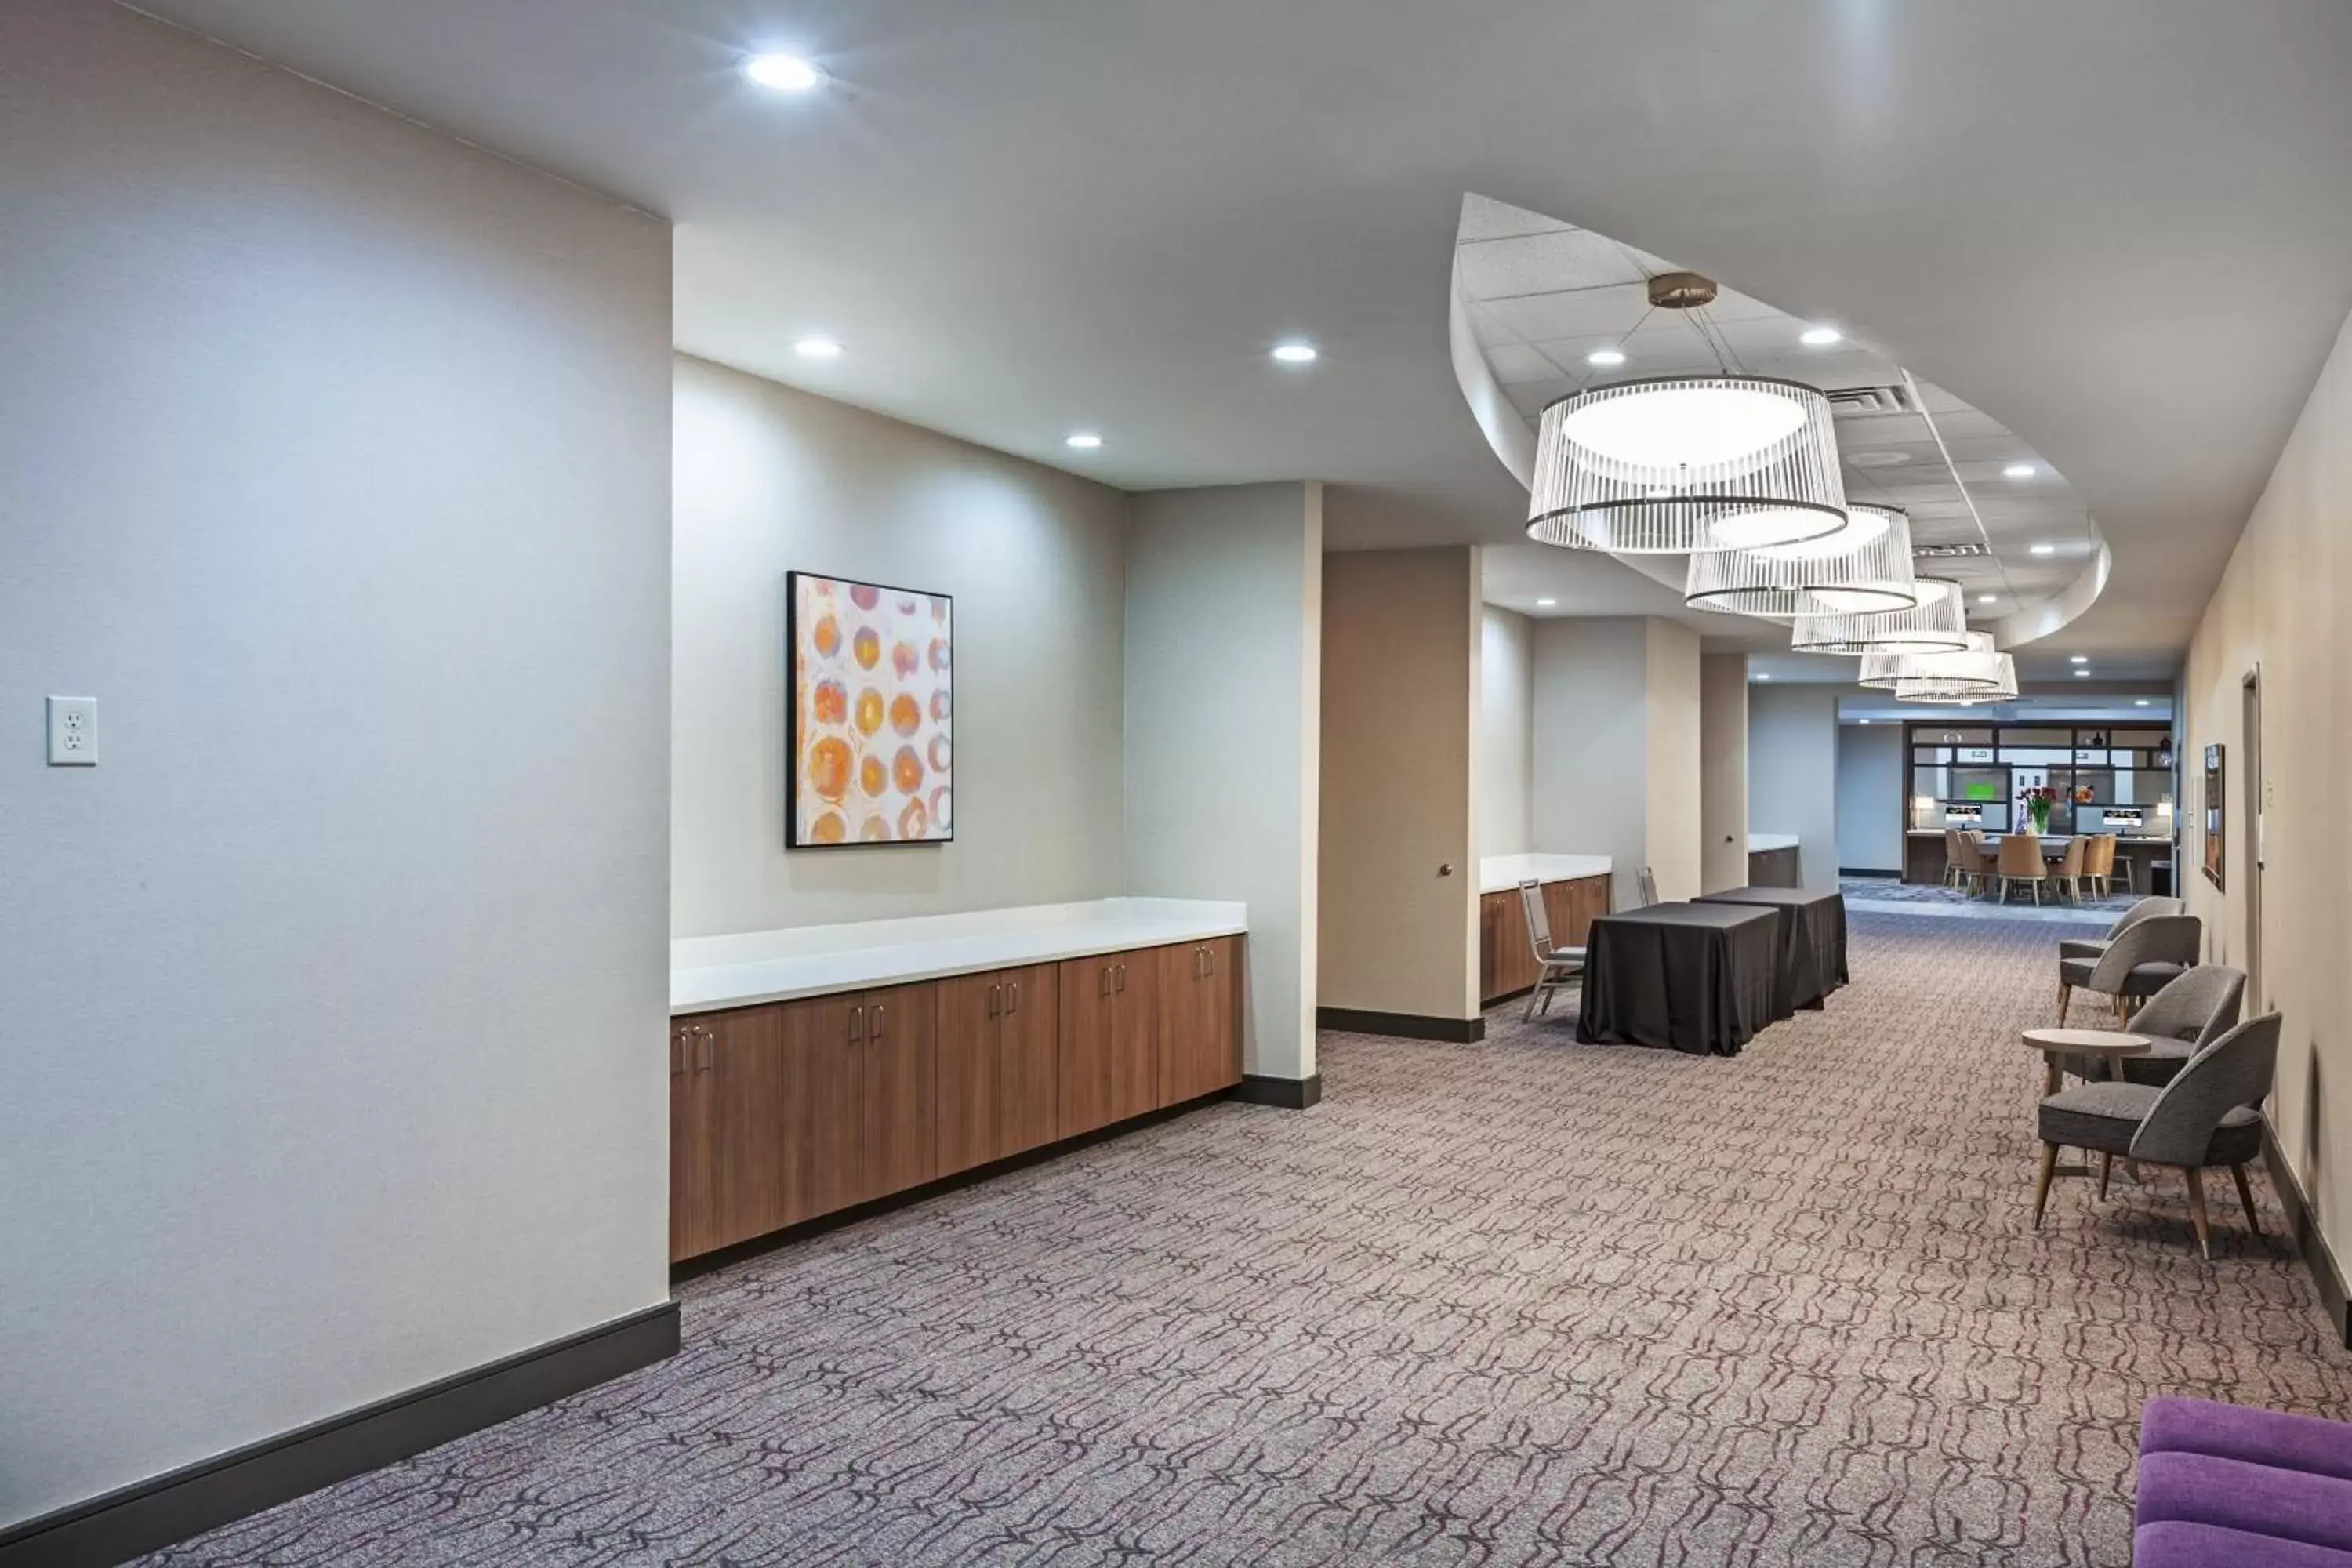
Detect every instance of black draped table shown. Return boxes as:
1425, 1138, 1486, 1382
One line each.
1692, 886, 1849, 1014
1575, 902, 1784, 1056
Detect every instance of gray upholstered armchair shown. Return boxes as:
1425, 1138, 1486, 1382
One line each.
2034, 1012, 2281, 1257
2060, 965, 2245, 1089
2058, 895, 2183, 964
2056, 913, 2200, 1025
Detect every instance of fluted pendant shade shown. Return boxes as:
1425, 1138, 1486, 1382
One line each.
1683, 503, 1922, 617
1860, 630, 1996, 689
1857, 630, 2019, 702
1789, 575, 1971, 655
1529, 376, 1848, 554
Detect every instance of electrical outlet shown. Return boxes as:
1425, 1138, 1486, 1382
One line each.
47, 696, 96, 765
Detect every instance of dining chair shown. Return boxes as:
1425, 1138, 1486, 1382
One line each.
1635, 866, 1660, 908
2033, 1012, 2281, 1258
1516, 879, 1584, 1022
2085, 833, 2119, 898
1942, 829, 1970, 890
2054, 836, 2088, 903
2058, 913, 2201, 1025
2057, 964, 2245, 1089
1994, 834, 2049, 905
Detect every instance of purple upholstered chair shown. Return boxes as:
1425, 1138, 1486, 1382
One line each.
2138, 1397, 2352, 1566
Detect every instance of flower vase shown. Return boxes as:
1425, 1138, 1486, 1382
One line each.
2028, 806, 2051, 836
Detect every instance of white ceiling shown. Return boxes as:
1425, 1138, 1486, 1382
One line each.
132, 0, 2352, 678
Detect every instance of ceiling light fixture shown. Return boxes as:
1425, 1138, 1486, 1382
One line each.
2030, 543, 2056, 556
1800, 326, 1842, 346
1586, 348, 1628, 367
2074, 669, 2090, 678
1978, 593, 1998, 604
2070, 654, 2088, 663
1685, 503, 1922, 618
1528, 273, 1848, 554
1790, 576, 1972, 656
2004, 463, 2038, 479
1756, 673, 1773, 681
1065, 431, 1102, 450
1860, 631, 2018, 703
745, 53, 825, 91
1534, 597, 1558, 608
2136, 699, 2151, 706
1271, 342, 1318, 365
793, 336, 844, 359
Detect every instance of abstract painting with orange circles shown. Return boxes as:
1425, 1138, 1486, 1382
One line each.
787, 572, 954, 848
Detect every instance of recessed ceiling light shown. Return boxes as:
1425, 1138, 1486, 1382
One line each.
2004, 463, 2038, 479
2029, 543, 2056, 556
1065, 431, 1102, 450
745, 53, 825, 91
2069, 655, 2088, 664
1586, 347, 1628, 367
1858, 717, 1871, 725
2074, 670, 2090, 677
1800, 326, 1842, 347
1755, 673, 1773, 681
1271, 342, 1318, 365
1977, 593, 1998, 604
1534, 597, 1558, 608
1849, 450, 1911, 468
793, 336, 844, 359
2135, 699, 2151, 706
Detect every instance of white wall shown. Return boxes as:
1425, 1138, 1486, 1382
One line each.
1835, 722, 1904, 873
1127, 485, 1323, 1082
0, 0, 672, 1528
1700, 654, 1751, 892
1478, 607, 1534, 858
2182, 301, 2352, 1278
1748, 684, 1843, 891
671, 356, 1129, 938
1643, 619, 1704, 902
1320, 550, 1480, 1025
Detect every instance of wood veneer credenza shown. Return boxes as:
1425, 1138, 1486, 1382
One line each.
1478, 857, 1611, 1005
669, 928, 1243, 1263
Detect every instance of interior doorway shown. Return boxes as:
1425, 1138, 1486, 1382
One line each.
2241, 667, 2263, 1012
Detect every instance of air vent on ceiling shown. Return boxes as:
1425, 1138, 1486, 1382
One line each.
1825, 384, 1915, 416
1911, 542, 1992, 559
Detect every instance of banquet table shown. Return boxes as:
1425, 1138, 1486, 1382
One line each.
1576, 902, 1783, 1056
1691, 886, 1849, 1013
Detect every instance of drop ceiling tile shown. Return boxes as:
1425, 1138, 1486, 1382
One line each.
1468, 302, 1527, 349
1458, 230, 1650, 299
1486, 341, 1563, 383
1505, 376, 1573, 418
1457, 194, 1573, 243
1477, 283, 1648, 343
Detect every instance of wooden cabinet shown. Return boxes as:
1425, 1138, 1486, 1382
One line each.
671, 939, 1241, 1262
1158, 937, 1242, 1106
1544, 877, 1609, 954
1479, 874, 1610, 1005
1058, 952, 1159, 1138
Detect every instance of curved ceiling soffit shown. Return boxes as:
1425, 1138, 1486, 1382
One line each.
1446, 200, 2111, 651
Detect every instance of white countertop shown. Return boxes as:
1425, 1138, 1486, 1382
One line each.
671, 897, 1247, 1016
1748, 833, 1800, 853
1479, 853, 1613, 895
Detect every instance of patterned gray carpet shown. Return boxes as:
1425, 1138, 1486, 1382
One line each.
150, 913, 2350, 1566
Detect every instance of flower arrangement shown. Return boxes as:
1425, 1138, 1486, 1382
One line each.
2017, 784, 2060, 834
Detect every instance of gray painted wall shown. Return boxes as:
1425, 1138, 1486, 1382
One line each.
1836, 722, 1905, 873
1478, 607, 1534, 858
1126, 485, 1322, 1082
670, 356, 1130, 938
1530, 619, 1653, 909
1748, 684, 1844, 891
1, 0, 672, 1526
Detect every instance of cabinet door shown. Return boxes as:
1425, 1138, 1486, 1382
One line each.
786, 993, 865, 1224
711, 1005, 793, 1250
860, 983, 938, 1201
936, 973, 1004, 1178
1200, 936, 1242, 1091
1478, 894, 1505, 1004
669, 1020, 721, 1262
997, 964, 1060, 1158
1492, 888, 1536, 996
1058, 956, 1120, 1138
1563, 874, 1610, 948
1108, 955, 1160, 1125
1157, 940, 1242, 1105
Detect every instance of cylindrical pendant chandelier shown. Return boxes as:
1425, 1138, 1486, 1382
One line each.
1856, 631, 2019, 702
1528, 375, 1848, 554
1860, 630, 1995, 689
1683, 503, 1922, 618
1789, 575, 1971, 655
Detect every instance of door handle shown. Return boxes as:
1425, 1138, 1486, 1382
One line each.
849, 1005, 864, 1045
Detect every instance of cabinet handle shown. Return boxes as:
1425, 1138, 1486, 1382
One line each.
1115, 963, 1126, 993
849, 1005, 864, 1045
670, 1029, 684, 1076
872, 1002, 885, 1044
697, 1025, 713, 1074
1008, 981, 1019, 1015
988, 983, 1001, 1018
1101, 966, 1112, 997
1205, 946, 1215, 978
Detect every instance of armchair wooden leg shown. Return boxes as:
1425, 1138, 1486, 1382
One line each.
2185, 1167, 2212, 1259
2098, 1152, 2113, 1201
2230, 1163, 2263, 1237
2058, 983, 2071, 1025
2034, 1142, 2059, 1228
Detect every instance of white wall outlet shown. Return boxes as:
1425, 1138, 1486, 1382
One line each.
47, 696, 96, 765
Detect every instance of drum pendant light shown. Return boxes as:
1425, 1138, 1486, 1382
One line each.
1526, 273, 1848, 554
1789, 575, 1972, 655
1683, 503, 1923, 617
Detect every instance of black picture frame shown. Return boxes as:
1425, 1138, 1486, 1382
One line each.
785, 569, 956, 850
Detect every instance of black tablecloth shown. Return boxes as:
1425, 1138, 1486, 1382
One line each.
1575, 902, 1784, 1056
1691, 886, 1849, 1012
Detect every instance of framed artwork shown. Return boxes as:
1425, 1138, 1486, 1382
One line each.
786, 571, 953, 848
2202, 742, 2224, 890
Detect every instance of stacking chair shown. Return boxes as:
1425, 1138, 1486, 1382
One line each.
2085, 833, 2120, 899
1635, 867, 1661, 908
2057, 913, 2201, 1025
1516, 879, 1584, 1022
2033, 1013, 2281, 1257
1994, 834, 2049, 905
2059, 965, 2245, 1089
2054, 836, 2088, 903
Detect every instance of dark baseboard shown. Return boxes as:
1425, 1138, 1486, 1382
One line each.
1838, 868, 1900, 880
1316, 1007, 1485, 1043
0, 1301, 679, 1568
2263, 1127, 2351, 1349
1232, 1073, 1323, 1110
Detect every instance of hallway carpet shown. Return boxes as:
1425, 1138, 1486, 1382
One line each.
150, 913, 2349, 1566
